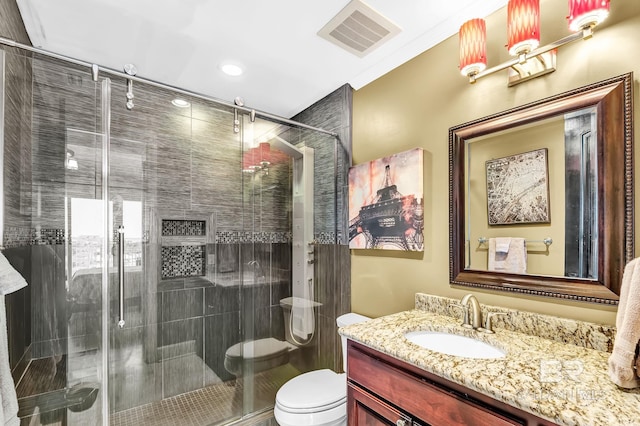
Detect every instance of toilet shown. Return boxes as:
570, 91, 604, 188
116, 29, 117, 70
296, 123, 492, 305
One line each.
223, 337, 295, 377
273, 312, 370, 426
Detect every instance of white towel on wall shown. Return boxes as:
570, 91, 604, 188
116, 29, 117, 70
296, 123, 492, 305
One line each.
608, 257, 640, 388
1, 298, 19, 426
488, 237, 527, 274
0, 253, 27, 296
0, 252, 28, 426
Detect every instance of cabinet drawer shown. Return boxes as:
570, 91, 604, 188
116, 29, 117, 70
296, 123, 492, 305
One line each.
348, 384, 414, 426
348, 344, 523, 426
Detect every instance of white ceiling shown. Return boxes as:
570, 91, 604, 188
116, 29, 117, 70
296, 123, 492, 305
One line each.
16, 0, 508, 118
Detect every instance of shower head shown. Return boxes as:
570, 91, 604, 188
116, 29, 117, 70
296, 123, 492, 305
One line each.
234, 97, 244, 107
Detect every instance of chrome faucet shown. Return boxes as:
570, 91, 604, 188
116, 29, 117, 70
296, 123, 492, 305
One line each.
247, 260, 266, 280
460, 294, 483, 330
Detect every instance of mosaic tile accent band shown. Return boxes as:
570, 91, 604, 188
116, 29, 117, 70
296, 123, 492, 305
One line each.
3, 228, 338, 247
213, 231, 337, 244
32, 228, 66, 245
161, 245, 206, 279
162, 220, 206, 237
3, 226, 33, 249
315, 232, 336, 245
215, 231, 292, 244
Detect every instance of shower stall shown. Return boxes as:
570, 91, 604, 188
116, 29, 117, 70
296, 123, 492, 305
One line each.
1, 43, 350, 425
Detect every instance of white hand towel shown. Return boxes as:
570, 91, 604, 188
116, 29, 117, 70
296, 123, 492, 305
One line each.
608, 257, 640, 388
0, 253, 27, 296
0, 297, 19, 426
495, 237, 512, 254
488, 238, 527, 274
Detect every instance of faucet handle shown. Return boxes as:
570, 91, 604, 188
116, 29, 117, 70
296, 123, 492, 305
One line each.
450, 303, 473, 329
479, 311, 507, 334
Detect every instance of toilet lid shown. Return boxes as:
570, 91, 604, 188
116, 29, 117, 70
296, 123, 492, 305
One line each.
225, 338, 290, 361
276, 369, 346, 413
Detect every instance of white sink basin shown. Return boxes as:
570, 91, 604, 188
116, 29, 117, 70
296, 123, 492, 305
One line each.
404, 331, 506, 359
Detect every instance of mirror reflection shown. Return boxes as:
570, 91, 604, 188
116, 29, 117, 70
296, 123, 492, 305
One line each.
465, 107, 598, 280
449, 73, 633, 303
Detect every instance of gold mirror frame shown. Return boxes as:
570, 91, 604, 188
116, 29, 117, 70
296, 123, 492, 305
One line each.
449, 73, 633, 304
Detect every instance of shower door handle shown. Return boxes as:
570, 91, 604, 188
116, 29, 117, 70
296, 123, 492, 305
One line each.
117, 225, 125, 328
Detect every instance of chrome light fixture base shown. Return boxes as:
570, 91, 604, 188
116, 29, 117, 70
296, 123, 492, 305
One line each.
467, 27, 591, 85
507, 50, 556, 86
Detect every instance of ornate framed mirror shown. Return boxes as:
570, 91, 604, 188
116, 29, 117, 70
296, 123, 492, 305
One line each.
449, 73, 633, 304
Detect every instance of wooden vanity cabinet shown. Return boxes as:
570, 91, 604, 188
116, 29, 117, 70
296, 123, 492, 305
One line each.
347, 340, 556, 426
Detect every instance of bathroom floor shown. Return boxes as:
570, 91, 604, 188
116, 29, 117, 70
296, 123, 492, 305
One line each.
17, 363, 296, 425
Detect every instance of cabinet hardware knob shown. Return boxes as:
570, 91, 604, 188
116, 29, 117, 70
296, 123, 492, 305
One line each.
396, 420, 407, 426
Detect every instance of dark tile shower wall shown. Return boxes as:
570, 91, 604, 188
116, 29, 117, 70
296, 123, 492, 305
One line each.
1, 0, 34, 381
292, 84, 353, 372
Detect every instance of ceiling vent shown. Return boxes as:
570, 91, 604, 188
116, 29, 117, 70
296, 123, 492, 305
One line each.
318, 0, 401, 58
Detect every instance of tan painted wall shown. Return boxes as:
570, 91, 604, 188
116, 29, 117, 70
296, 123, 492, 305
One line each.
352, 0, 640, 325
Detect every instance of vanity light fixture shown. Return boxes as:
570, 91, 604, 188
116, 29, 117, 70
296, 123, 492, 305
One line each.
459, 0, 610, 86
507, 0, 540, 56
459, 19, 487, 78
242, 142, 288, 173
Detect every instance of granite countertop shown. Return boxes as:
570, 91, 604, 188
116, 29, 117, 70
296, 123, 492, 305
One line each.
340, 297, 640, 426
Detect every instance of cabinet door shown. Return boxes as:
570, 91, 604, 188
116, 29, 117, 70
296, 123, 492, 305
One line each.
348, 384, 416, 426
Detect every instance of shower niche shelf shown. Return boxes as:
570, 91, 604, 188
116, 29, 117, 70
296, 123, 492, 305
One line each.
160, 219, 208, 280
161, 219, 206, 237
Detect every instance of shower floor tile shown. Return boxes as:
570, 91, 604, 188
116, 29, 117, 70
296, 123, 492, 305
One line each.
109, 363, 299, 426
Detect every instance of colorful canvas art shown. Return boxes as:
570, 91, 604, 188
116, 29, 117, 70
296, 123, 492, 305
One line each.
348, 148, 424, 251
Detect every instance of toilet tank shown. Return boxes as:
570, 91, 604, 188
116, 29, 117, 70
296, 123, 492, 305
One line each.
336, 313, 370, 372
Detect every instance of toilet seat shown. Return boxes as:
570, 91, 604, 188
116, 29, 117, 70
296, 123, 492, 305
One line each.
274, 369, 347, 426
276, 369, 346, 411
224, 338, 292, 376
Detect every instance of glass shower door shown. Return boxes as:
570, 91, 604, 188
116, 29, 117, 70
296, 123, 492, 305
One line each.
12, 52, 109, 425
239, 115, 312, 418
105, 81, 247, 425
106, 132, 160, 417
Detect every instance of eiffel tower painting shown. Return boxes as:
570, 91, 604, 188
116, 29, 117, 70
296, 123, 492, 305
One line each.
348, 148, 424, 251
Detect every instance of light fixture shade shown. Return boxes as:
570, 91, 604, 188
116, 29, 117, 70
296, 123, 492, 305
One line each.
258, 142, 271, 165
242, 151, 254, 172
459, 19, 487, 77
507, 0, 540, 56
568, 0, 610, 31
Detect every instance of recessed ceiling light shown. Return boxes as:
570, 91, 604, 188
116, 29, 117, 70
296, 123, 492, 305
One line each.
221, 63, 244, 77
171, 98, 190, 108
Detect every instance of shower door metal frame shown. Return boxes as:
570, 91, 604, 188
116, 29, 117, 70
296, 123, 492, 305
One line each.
100, 77, 112, 425
0, 36, 338, 139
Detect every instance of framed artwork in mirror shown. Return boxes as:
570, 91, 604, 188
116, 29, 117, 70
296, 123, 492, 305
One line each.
485, 148, 550, 226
